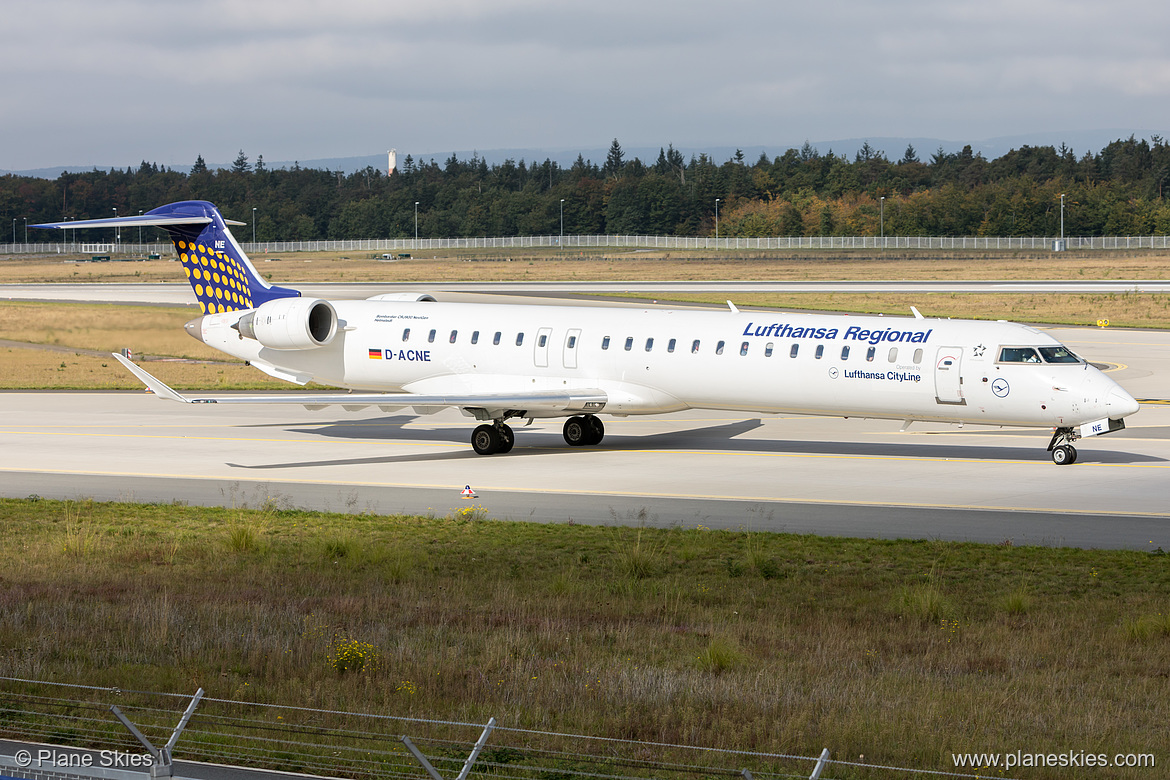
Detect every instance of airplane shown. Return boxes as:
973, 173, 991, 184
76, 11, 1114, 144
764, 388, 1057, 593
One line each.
35, 200, 1140, 465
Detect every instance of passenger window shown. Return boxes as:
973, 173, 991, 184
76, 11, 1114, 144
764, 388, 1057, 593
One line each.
667, 338, 676, 353
692, 339, 700, 353
602, 336, 610, 350
402, 328, 410, 342
913, 348, 923, 363
428, 329, 436, 343
567, 335, 577, 349
516, 333, 524, 346
624, 337, 633, 351
841, 346, 850, 360
765, 342, 773, 357
866, 346, 875, 362
790, 344, 799, 358
493, 331, 502, 346
740, 341, 749, 356
645, 337, 654, 352
538, 334, 547, 347
815, 345, 824, 359
450, 330, 458, 343
716, 340, 725, 355
888, 347, 898, 362
471, 330, 479, 345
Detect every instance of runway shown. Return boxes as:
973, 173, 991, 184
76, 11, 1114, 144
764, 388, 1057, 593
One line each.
2, 285, 1168, 549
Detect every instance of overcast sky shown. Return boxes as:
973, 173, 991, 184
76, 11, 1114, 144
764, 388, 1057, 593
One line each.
3, 0, 1168, 171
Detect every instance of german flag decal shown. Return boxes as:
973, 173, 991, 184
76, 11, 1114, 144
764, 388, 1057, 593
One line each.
368, 348, 382, 359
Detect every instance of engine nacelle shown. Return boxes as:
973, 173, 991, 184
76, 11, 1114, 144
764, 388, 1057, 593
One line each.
236, 298, 338, 350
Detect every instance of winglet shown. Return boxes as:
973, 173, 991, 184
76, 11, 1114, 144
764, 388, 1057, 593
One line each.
910, 306, 924, 320
727, 300, 739, 314
111, 353, 192, 403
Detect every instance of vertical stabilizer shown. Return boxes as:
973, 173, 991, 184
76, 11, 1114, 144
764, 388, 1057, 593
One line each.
145, 201, 299, 313
33, 200, 300, 314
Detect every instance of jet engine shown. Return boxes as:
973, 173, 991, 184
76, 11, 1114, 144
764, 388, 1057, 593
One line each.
235, 298, 338, 350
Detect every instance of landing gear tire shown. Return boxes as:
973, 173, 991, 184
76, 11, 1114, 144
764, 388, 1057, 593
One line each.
563, 416, 588, 446
1052, 445, 1078, 465
564, 415, 604, 447
1047, 426, 1081, 466
472, 424, 502, 455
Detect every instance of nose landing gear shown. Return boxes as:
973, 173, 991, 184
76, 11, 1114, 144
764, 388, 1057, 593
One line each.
1047, 427, 1079, 465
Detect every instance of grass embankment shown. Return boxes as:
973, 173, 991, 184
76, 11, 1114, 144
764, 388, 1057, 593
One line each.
1, 498, 1168, 778
0, 301, 293, 389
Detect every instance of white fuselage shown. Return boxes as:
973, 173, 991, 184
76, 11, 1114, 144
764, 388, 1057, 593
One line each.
193, 300, 1138, 429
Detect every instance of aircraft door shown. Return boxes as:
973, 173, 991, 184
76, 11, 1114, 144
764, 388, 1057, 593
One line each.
934, 347, 965, 405
535, 327, 553, 368
563, 328, 581, 369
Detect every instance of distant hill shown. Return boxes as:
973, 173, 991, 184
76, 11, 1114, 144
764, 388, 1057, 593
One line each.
1, 129, 1156, 178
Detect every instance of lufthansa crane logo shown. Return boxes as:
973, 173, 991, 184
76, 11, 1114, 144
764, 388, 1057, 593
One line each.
828, 367, 839, 379
991, 378, 1010, 397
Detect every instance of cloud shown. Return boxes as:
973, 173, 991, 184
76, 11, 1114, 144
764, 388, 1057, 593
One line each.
2, 0, 1168, 169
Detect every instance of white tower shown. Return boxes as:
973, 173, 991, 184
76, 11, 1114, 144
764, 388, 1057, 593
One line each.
388, 149, 397, 176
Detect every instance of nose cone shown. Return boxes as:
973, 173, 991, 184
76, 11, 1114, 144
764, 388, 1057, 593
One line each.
184, 316, 206, 344
1107, 385, 1140, 418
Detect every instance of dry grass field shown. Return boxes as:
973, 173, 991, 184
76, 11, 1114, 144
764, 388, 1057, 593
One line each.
0, 302, 291, 389
3, 247, 1169, 285
1, 498, 1167, 779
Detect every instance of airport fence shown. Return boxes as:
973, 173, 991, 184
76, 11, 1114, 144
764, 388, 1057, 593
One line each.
4, 234, 1170, 257
0, 677, 1018, 780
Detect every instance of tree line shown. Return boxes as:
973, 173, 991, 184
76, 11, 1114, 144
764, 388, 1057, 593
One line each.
4, 136, 1170, 244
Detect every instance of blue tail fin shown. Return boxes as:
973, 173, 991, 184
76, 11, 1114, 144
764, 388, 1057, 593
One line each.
33, 200, 299, 314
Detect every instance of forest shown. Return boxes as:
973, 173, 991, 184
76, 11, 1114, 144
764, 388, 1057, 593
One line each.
4, 136, 1170, 243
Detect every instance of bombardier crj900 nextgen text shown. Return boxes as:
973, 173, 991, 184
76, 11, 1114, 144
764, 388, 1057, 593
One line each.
36, 201, 1140, 464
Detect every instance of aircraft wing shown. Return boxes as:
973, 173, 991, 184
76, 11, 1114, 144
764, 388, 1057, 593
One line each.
112, 354, 606, 417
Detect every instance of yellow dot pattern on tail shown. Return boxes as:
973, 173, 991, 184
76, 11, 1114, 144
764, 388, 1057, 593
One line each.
175, 238, 255, 314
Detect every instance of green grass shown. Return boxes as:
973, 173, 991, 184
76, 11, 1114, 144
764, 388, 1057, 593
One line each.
1, 497, 1169, 778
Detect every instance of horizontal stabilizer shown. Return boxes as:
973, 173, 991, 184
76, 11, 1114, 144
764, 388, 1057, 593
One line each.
34, 214, 244, 229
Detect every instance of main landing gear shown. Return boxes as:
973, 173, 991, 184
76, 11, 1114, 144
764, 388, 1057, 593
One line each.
562, 414, 605, 447
469, 414, 605, 455
1047, 426, 1079, 465
471, 422, 515, 455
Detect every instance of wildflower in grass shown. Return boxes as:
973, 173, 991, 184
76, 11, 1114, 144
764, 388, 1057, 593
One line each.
327, 637, 381, 674
396, 680, 416, 695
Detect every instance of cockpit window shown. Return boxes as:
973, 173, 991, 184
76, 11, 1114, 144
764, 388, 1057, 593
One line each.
1038, 346, 1081, 363
998, 346, 1042, 363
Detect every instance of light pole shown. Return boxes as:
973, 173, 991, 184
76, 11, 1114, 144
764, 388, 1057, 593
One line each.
880, 196, 885, 249
1060, 193, 1065, 249
12, 218, 16, 246
23, 217, 28, 244
559, 198, 565, 244
138, 210, 143, 247
112, 207, 119, 248
252, 207, 257, 244
414, 201, 419, 248
715, 198, 720, 243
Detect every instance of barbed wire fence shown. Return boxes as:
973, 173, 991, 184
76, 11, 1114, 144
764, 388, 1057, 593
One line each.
0, 677, 1016, 780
